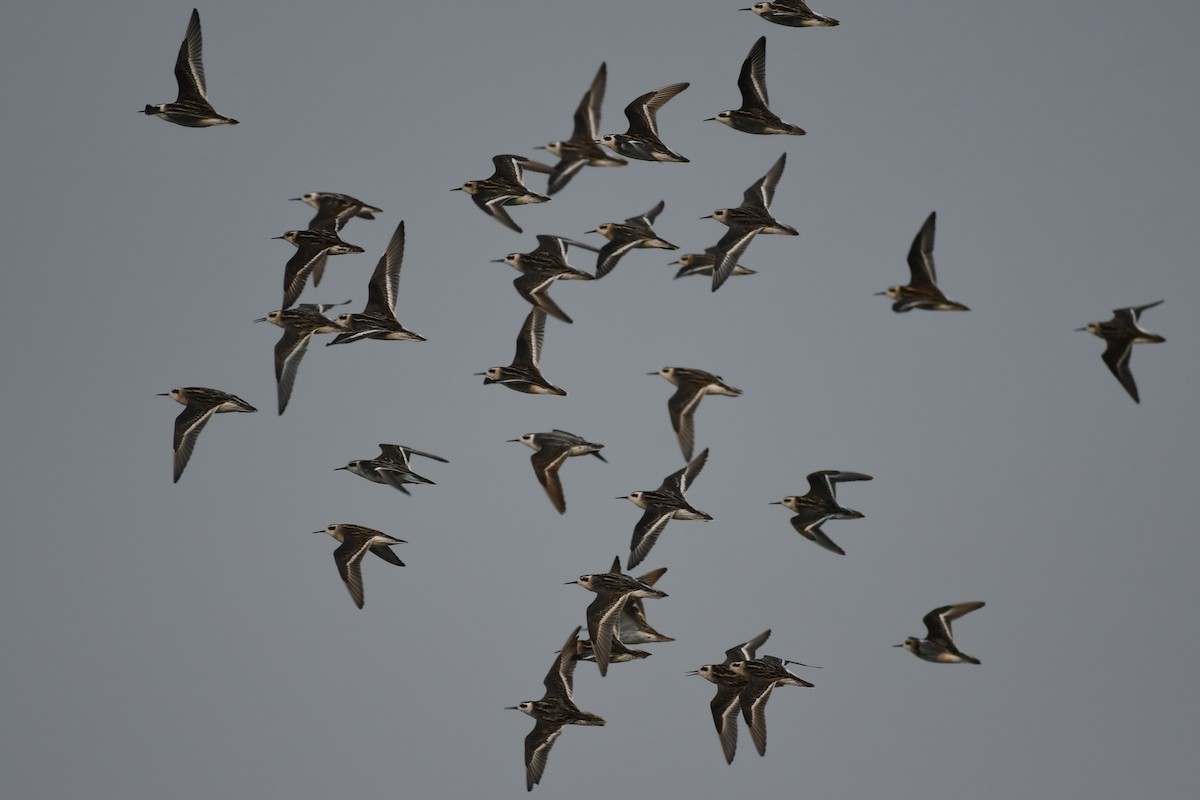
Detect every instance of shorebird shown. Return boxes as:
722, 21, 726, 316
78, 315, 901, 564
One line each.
508, 626, 606, 791
336, 444, 448, 495
571, 637, 651, 665
599, 83, 690, 163
478, 308, 567, 395
510, 430, 606, 513
708, 37, 806, 135
620, 448, 712, 569
617, 567, 674, 645
652, 367, 743, 461
537, 63, 627, 195
743, 1, 840, 27
1077, 300, 1165, 403
689, 629, 772, 764
703, 154, 796, 289
159, 387, 256, 483
326, 221, 425, 345
569, 557, 668, 676
255, 301, 350, 414
772, 470, 873, 555
589, 200, 678, 279
315, 523, 405, 610
896, 602, 986, 664
273, 229, 364, 309
455, 154, 553, 234
290, 192, 382, 232
729, 656, 816, 756
672, 250, 757, 280
141, 9, 239, 127
495, 235, 597, 322
878, 211, 970, 312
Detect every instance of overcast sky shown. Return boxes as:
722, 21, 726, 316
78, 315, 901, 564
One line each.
2, 2, 1198, 798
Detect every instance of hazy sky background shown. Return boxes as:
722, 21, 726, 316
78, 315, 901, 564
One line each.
2, 2, 1198, 797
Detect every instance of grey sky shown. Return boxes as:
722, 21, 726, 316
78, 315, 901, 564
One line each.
2, 1, 1198, 798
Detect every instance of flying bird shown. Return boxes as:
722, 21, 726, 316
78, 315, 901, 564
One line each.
599, 83, 691, 163
455, 154, 553, 233
327, 221, 425, 345
336, 444, 448, 495
589, 200, 678, 279
273, 229, 364, 309
315, 523, 405, 610
255, 301, 351, 414
290, 192, 382, 232
771, 470, 873, 555
896, 602, 986, 664
569, 557, 668, 676
651, 367, 743, 461
508, 626, 606, 791
537, 63, 627, 195
620, 449, 712, 569
141, 8, 239, 126
478, 308, 567, 395
729, 655, 815, 756
877, 211, 970, 312
1077, 300, 1165, 403
742, 1, 840, 28
510, 430, 606, 514
159, 386, 256, 482
708, 37, 806, 135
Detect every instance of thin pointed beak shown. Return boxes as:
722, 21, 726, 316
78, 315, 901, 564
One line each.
564, 580, 577, 585
703, 117, 716, 122
253, 317, 267, 323
473, 372, 487, 376
334, 466, 348, 471
450, 187, 462, 192
874, 291, 887, 296
1074, 326, 1088, 332
156, 392, 170, 396
700, 214, 714, 220
490, 258, 506, 263
892, 644, 904, 648
506, 439, 520, 443
533, 145, 546, 150
646, 371, 659, 376
769, 501, 783, 505
288, 197, 302, 202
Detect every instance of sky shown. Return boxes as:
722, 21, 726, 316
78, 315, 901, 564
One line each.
2, 1, 1199, 798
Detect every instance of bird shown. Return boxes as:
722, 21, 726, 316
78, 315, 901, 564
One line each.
571, 637, 651, 665
455, 154, 553, 233
589, 200, 678, 279
599, 83, 691, 163
771, 470, 873, 555
704, 152, 797, 235
290, 192, 382, 232
158, 387, 256, 482
729, 655, 815, 756
742, 1, 840, 28
703, 153, 796, 289
478, 308, 566, 395
508, 626, 606, 791
616, 567, 674, 645
509, 430, 606, 514
254, 301, 351, 414
141, 9, 239, 127
569, 557, 668, 676
878, 211, 970, 312
620, 448, 712, 569
652, 367, 743, 461
671, 250, 757, 280
537, 63, 627, 195
1077, 300, 1165, 403
494, 235, 597, 322
314, 523, 405, 610
273, 229, 364, 309
896, 602, 986, 664
326, 221, 425, 345
689, 629, 772, 764
708, 37, 806, 135
336, 444, 448, 495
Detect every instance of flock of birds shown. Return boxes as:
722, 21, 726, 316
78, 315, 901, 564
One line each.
147, 6, 1167, 791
